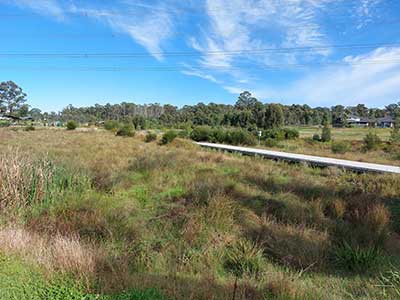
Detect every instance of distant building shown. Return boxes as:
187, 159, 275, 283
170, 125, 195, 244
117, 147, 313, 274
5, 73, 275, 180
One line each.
347, 115, 371, 127
346, 115, 396, 128
376, 116, 396, 128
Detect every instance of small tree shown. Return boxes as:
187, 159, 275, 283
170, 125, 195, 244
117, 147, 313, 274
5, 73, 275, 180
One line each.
66, 120, 78, 130
321, 125, 332, 142
0, 81, 27, 115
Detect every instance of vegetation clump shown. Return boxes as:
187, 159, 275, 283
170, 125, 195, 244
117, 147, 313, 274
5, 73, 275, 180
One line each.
116, 124, 135, 137
331, 141, 351, 154
104, 120, 120, 131
66, 120, 78, 130
161, 130, 177, 144
145, 131, 157, 143
321, 125, 332, 142
190, 126, 256, 145
363, 132, 382, 151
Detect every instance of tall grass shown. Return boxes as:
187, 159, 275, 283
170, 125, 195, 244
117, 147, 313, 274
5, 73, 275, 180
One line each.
0, 151, 91, 213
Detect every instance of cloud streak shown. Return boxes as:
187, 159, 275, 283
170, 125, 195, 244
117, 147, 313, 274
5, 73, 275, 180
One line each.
6, 0, 65, 19
226, 47, 400, 107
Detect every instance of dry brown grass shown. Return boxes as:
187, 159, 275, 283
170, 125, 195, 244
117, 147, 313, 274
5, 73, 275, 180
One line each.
0, 226, 101, 283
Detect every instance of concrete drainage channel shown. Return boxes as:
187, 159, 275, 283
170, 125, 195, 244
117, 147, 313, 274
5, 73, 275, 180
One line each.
196, 142, 400, 175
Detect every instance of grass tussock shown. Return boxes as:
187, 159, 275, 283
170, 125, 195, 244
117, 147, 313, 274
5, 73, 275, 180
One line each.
0, 151, 90, 213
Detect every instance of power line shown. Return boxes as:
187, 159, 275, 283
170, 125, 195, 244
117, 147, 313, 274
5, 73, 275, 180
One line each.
0, 42, 399, 58
1, 59, 400, 72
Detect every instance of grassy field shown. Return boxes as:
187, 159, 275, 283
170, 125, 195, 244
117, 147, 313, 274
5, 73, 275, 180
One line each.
256, 127, 400, 166
1, 128, 400, 299
298, 126, 392, 141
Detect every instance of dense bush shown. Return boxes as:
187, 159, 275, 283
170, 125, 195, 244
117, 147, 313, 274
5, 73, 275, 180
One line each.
66, 120, 78, 130
331, 141, 351, 154
104, 120, 120, 131
227, 128, 256, 146
264, 129, 285, 141
190, 126, 212, 142
190, 126, 256, 146
116, 124, 135, 137
161, 130, 177, 144
283, 128, 300, 140
321, 125, 332, 142
363, 132, 382, 151
145, 132, 157, 143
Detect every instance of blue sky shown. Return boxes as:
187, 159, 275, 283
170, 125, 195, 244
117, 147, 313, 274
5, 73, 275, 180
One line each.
1, 0, 400, 112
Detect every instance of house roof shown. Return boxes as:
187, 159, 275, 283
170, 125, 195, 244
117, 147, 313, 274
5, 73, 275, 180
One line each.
376, 116, 395, 123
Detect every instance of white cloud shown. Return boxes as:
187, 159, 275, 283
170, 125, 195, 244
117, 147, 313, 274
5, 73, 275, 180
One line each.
181, 67, 219, 83
184, 0, 337, 85
225, 47, 400, 107
6, 0, 65, 19
68, 2, 174, 61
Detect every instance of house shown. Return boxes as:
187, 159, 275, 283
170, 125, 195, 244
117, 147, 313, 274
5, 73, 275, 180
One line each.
347, 115, 371, 127
346, 115, 396, 128
376, 116, 396, 128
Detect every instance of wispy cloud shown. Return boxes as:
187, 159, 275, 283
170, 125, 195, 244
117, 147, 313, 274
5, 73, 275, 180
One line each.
226, 47, 400, 107
69, 2, 174, 61
184, 0, 337, 85
6, 0, 65, 19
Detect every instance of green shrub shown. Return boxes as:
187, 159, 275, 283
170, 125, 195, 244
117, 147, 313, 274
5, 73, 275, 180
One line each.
104, 120, 120, 131
116, 124, 135, 137
24, 125, 35, 131
161, 130, 177, 144
264, 128, 285, 141
190, 126, 255, 146
363, 132, 382, 151
190, 126, 213, 142
283, 128, 300, 140
145, 132, 157, 143
321, 125, 331, 142
334, 242, 382, 272
313, 134, 321, 141
331, 141, 351, 154
66, 120, 78, 130
227, 128, 256, 146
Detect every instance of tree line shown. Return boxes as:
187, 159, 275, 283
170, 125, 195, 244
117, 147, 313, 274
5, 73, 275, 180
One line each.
1, 81, 399, 129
